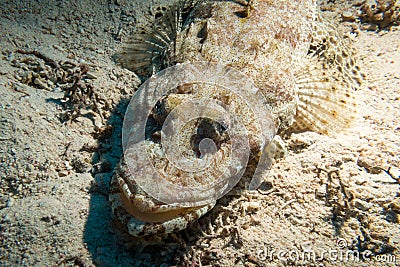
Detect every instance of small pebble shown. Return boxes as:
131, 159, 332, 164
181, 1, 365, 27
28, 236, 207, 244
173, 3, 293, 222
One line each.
33, 77, 49, 90
357, 152, 387, 174
353, 199, 373, 211
6, 198, 14, 208
315, 184, 326, 198
52, 87, 62, 93
342, 11, 356, 22
58, 170, 69, 177
86, 72, 98, 79
246, 201, 261, 211
52, 44, 65, 52
25, 164, 34, 172
65, 161, 73, 170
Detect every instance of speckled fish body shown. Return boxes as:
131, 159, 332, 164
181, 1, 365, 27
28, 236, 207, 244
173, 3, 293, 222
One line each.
111, 0, 362, 237
174, 0, 316, 132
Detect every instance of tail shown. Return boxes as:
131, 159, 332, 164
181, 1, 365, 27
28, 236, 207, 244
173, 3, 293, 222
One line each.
290, 15, 364, 135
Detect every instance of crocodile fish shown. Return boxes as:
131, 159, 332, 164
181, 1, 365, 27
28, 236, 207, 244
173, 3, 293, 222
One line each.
109, 0, 363, 237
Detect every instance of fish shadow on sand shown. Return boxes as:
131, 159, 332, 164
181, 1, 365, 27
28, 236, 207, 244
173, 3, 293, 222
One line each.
81, 96, 205, 265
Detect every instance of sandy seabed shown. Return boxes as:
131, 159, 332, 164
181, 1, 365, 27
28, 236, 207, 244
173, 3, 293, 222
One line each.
0, 0, 399, 266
